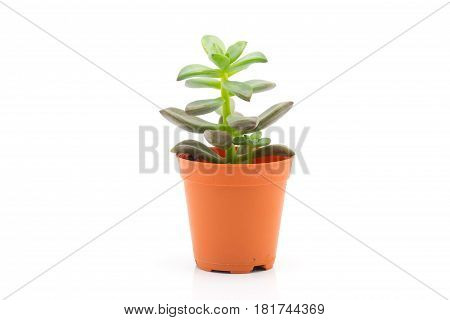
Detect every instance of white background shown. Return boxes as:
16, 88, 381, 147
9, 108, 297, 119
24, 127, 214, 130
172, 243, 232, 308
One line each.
0, 0, 449, 318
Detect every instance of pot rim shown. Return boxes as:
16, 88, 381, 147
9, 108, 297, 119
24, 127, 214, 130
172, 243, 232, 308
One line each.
176, 154, 294, 167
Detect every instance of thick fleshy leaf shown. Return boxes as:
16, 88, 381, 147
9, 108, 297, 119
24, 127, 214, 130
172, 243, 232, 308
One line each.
222, 80, 253, 101
171, 139, 215, 155
250, 131, 262, 140
237, 144, 295, 162
185, 97, 224, 115
228, 52, 268, 75
227, 113, 259, 131
253, 137, 271, 147
177, 64, 221, 81
185, 78, 221, 89
254, 101, 294, 131
171, 140, 224, 163
211, 53, 230, 69
215, 98, 235, 115
232, 136, 248, 145
254, 144, 295, 158
245, 80, 276, 93
160, 108, 218, 133
201, 35, 226, 56
204, 130, 232, 149
226, 41, 247, 63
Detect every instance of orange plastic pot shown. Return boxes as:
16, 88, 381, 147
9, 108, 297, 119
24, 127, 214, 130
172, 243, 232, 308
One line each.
178, 150, 293, 274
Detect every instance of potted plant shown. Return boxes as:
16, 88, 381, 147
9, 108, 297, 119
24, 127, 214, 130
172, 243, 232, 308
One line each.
160, 35, 295, 273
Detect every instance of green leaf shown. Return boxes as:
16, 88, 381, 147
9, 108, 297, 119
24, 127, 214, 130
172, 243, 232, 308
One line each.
204, 130, 232, 149
211, 53, 230, 70
222, 80, 253, 101
201, 36, 230, 69
201, 35, 226, 56
160, 108, 219, 133
254, 137, 271, 147
228, 52, 268, 75
215, 97, 235, 115
250, 131, 262, 140
236, 144, 294, 162
254, 144, 295, 158
254, 101, 294, 131
226, 41, 247, 63
171, 139, 214, 155
185, 78, 221, 89
177, 64, 221, 81
227, 113, 259, 131
232, 136, 248, 145
185, 97, 224, 116
245, 80, 276, 93
171, 140, 225, 163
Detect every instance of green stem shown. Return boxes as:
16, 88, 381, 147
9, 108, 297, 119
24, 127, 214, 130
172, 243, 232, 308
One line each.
220, 75, 236, 163
247, 145, 254, 164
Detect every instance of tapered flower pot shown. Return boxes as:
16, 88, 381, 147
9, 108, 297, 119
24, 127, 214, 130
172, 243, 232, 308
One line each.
178, 153, 293, 274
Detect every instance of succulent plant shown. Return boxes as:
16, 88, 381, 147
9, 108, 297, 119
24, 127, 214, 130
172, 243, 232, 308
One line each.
160, 35, 295, 164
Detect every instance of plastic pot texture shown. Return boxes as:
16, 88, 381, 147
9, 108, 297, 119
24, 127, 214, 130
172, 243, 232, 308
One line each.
178, 150, 293, 274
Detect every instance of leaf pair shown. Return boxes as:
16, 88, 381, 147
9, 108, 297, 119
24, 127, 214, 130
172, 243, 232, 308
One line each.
224, 79, 277, 101
177, 35, 268, 81
223, 81, 252, 101
195, 50, 267, 75
186, 78, 276, 91
162, 101, 294, 134
172, 140, 295, 163
184, 78, 265, 115
185, 78, 275, 109
202, 36, 250, 71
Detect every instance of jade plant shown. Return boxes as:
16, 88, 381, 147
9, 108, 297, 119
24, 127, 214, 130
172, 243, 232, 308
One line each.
160, 35, 295, 164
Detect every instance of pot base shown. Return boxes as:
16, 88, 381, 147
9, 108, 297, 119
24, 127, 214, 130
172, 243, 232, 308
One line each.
196, 260, 274, 274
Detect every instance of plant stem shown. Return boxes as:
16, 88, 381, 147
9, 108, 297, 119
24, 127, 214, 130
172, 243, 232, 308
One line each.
247, 145, 254, 164
221, 75, 236, 163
